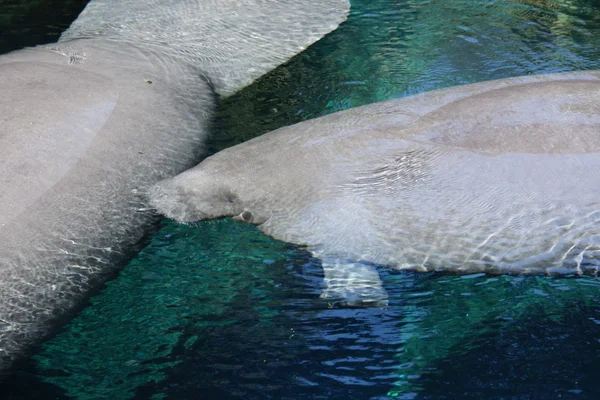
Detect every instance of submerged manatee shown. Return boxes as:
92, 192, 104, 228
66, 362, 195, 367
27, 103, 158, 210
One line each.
0, 0, 349, 373
150, 71, 600, 306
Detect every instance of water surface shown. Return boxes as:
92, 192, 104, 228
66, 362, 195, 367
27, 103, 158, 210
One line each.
3, 0, 600, 399
0, 0, 88, 53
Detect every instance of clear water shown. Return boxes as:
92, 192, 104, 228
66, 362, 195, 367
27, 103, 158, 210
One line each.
3, 0, 600, 398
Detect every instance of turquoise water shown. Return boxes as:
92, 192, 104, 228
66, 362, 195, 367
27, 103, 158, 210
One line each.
4, 0, 600, 398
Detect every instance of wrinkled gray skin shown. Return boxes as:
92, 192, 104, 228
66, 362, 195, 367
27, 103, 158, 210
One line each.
150, 71, 600, 306
0, 0, 349, 373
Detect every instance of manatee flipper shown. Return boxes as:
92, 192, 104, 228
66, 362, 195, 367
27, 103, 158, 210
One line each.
319, 258, 388, 307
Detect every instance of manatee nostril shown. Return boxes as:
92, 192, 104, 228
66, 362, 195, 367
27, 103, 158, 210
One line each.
241, 210, 252, 222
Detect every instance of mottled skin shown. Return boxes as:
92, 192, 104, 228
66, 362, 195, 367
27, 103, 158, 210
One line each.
0, 0, 349, 373
150, 71, 600, 305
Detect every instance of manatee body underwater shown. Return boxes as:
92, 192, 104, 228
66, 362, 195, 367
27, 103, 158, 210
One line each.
0, 0, 349, 374
150, 70, 600, 306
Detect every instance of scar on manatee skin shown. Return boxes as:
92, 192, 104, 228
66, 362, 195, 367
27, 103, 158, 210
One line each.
144, 78, 153, 84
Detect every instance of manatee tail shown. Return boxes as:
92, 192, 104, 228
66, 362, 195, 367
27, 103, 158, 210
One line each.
60, 0, 350, 96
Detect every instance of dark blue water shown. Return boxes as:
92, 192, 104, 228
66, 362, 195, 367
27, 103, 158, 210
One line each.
3, 0, 600, 399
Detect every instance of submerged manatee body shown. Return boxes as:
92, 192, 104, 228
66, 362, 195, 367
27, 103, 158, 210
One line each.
150, 71, 600, 305
0, 0, 349, 373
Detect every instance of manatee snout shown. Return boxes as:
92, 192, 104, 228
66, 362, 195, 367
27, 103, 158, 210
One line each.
148, 179, 200, 223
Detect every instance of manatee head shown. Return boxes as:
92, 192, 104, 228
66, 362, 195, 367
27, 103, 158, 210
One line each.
148, 157, 271, 225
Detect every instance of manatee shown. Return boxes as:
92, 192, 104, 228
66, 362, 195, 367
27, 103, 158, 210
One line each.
149, 70, 600, 306
0, 0, 349, 373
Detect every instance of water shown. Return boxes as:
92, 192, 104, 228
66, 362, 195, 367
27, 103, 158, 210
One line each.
0, 0, 88, 53
3, 0, 600, 398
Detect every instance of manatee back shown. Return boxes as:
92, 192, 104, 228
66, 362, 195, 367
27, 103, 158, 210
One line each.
246, 71, 600, 274
0, 44, 213, 371
0, 58, 117, 228
421, 79, 600, 154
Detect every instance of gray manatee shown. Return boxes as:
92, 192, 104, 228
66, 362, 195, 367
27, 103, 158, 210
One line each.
0, 0, 349, 373
150, 70, 600, 306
